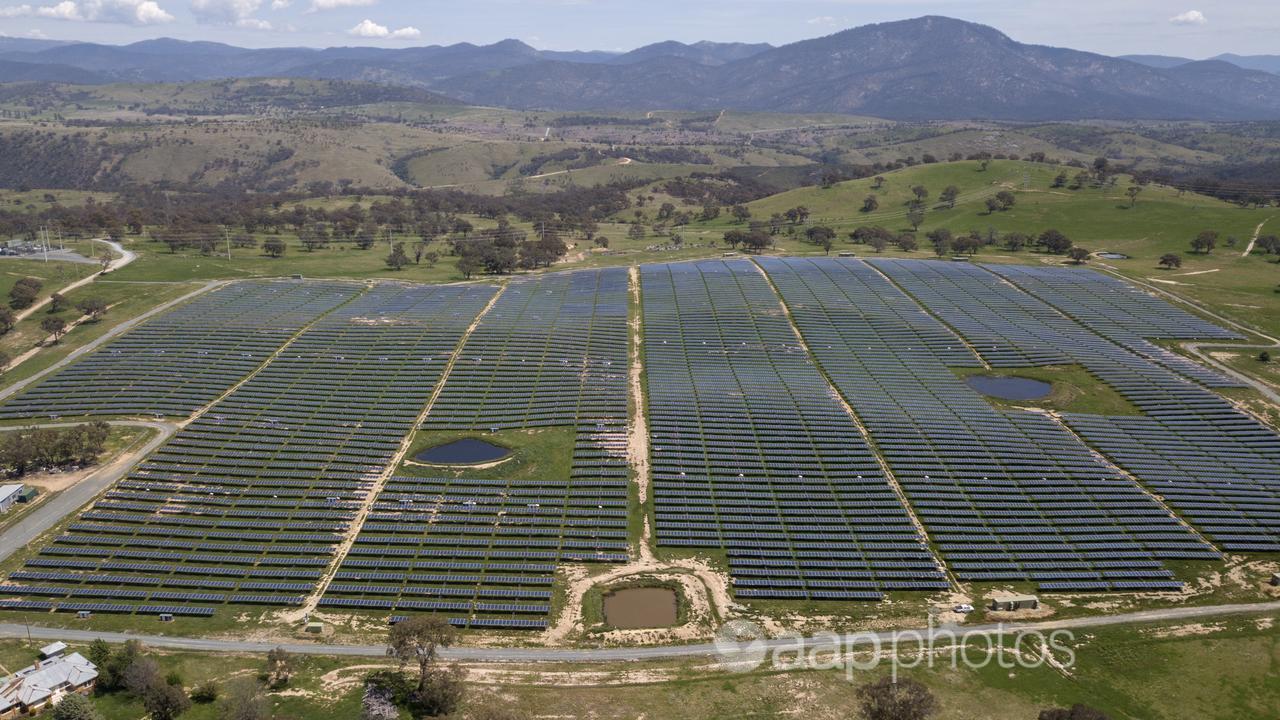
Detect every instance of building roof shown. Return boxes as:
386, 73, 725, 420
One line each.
0, 485, 22, 504
39, 641, 67, 659
0, 652, 98, 710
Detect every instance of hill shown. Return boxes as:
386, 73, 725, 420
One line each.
3, 18, 1280, 120
437, 17, 1280, 120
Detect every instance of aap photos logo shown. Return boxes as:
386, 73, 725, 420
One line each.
714, 619, 768, 673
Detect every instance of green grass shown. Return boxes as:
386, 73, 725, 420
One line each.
952, 365, 1142, 416
0, 279, 197, 391
398, 427, 576, 482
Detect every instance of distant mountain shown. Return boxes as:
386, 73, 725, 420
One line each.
439, 17, 1280, 120
0, 36, 71, 54
609, 41, 772, 66
1211, 53, 1280, 75
1121, 54, 1194, 69
2, 19, 1280, 120
0, 59, 105, 84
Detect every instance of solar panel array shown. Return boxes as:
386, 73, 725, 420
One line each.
985, 265, 1280, 553
761, 258, 1207, 593
324, 270, 632, 629
426, 269, 629, 430
0, 283, 498, 615
0, 281, 361, 419
642, 260, 948, 601
872, 259, 1278, 555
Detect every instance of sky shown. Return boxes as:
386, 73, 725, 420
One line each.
0, 0, 1273, 58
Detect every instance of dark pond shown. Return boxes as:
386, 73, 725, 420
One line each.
966, 375, 1053, 401
1097, 252, 1129, 260
414, 438, 510, 465
603, 587, 678, 629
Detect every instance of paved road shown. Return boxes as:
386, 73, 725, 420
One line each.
0, 420, 177, 564
12, 240, 136, 324
0, 600, 1275, 663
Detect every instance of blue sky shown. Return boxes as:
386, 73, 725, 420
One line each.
0, 0, 1272, 58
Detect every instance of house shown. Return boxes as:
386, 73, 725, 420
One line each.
0, 652, 98, 718
989, 594, 1040, 612
1270, 573, 1280, 587
0, 485, 22, 513
37, 643, 66, 661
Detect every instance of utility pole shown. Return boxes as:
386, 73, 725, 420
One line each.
224, 226, 232, 260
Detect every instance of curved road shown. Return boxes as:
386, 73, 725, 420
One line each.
12, 240, 137, 324
0, 600, 1276, 663
0, 420, 177, 564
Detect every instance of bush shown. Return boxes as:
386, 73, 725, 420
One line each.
190, 681, 219, 704
50, 694, 104, 720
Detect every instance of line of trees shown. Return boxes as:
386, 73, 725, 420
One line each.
0, 421, 110, 477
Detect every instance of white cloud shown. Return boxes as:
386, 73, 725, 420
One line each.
807, 16, 835, 26
309, 0, 373, 11
348, 17, 418, 39
0, 0, 175, 23
1169, 10, 1206, 25
190, 0, 271, 29
269, 0, 287, 7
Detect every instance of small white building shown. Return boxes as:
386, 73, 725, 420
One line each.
0, 652, 98, 718
0, 485, 22, 513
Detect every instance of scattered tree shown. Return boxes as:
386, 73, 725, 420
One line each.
1126, 186, 1142, 207
855, 676, 938, 720
1039, 229, 1073, 254
41, 316, 67, 343
1068, 247, 1091, 264
265, 647, 295, 688
75, 297, 108, 321
1191, 230, 1219, 254
939, 186, 959, 208
49, 292, 68, 313
1039, 704, 1112, 720
1158, 253, 1183, 270
0, 307, 14, 335
262, 237, 286, 258
386, 242, 410, 271
387, 616, 456, 695
218, 679, 269, 720
906, 209, 925, 232
9, 276, 42, 310
862, 195, 880, 213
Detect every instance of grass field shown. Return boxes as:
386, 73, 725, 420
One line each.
0, 611, 1273, 720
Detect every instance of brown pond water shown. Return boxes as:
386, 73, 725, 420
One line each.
603, 587, 678, 629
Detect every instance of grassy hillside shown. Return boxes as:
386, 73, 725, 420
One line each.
690, 159, 1278, 338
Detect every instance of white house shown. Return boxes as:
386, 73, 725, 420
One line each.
0, 485, 22, 513
0, 652, 98, 718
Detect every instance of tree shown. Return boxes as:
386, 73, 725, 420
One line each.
1259, 351, 1271, 363
1039, 229, 1073, 254
862, 195, 879, 213
388, 616, 456, 694
627, 223, 646, 242
49, 292, 68, 313
872, 176, 886, 190
42, 316, 67, 343
405, 665, 466, 719
218, 679, 269, 720
984, 197, 1000, 215
124, 658, 190, 720
731, 205, 752, 223
1068, 246, 1091, 264
190, 681, 219, 704
906, 209, 925, 232
9, 276, 41, 310
1158, 253, 1183, 270
939, 186, 959, 208
1004, 232, 1028, 252
1052, 171, 1068, 188
75, 297, 108, 321
911, 185, 929, 203
265, 647, 295, 688
0, 350, 9, 375
806, 226, 836, 254
856, 677, 938, 720
927, 229, 952, 257
0, 307, 14, 335
895, 234, 918, 252
262, 237, 286, 258
386, 242, 410, 271
1126, 185, 1142, 207
1191, 230, 1219, 254
50, 694, 104, 720
995, 190, 1016, 210
456, 254, 482, 280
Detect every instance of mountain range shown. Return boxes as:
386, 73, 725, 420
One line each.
2, 17, 1280, 121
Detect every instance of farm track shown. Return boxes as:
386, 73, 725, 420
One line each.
0, 599, 1276, 663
